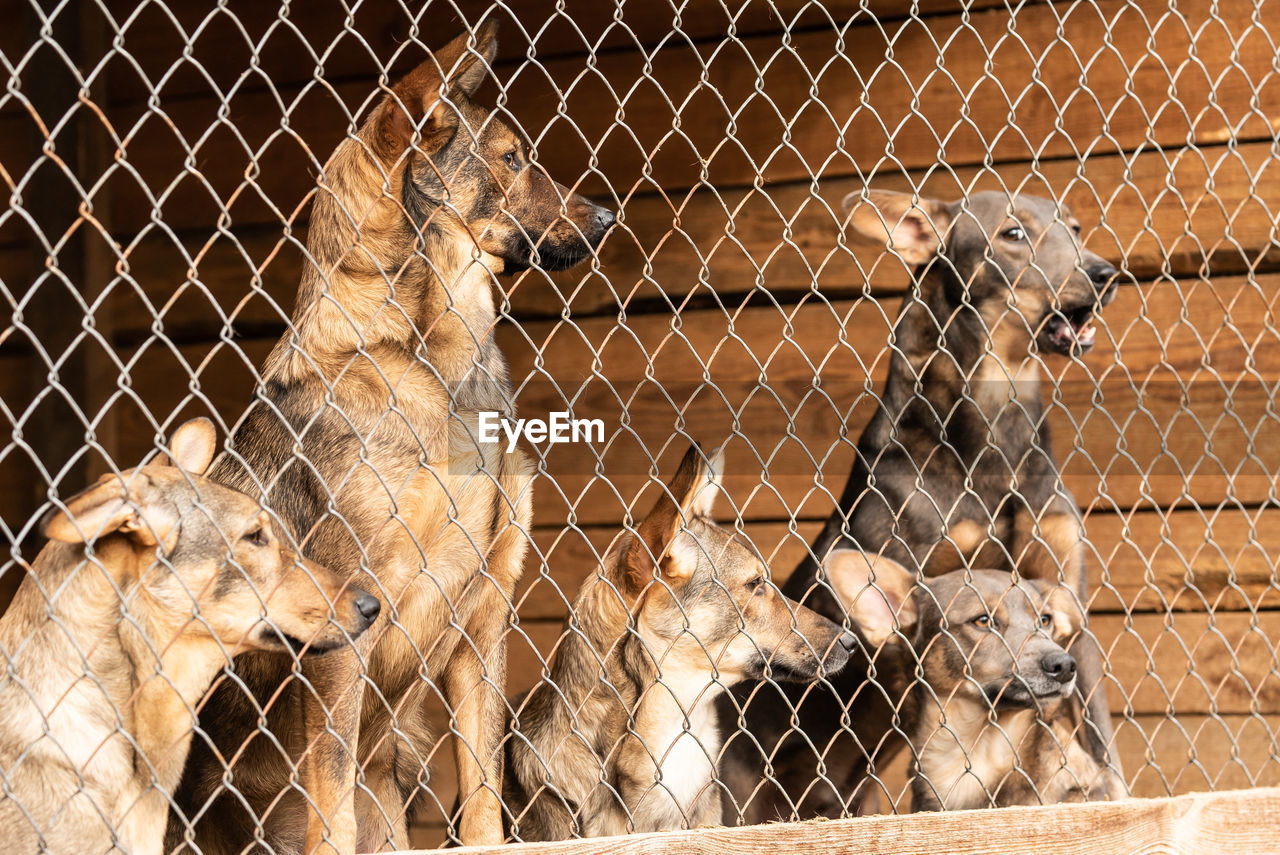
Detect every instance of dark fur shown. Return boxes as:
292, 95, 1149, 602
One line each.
824, 554, 1119, 809
720, 189, 1122, 824
503, 446, 855, 841
168, 24, 613, 854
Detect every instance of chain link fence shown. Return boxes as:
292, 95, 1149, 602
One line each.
1, 0, 1278, 851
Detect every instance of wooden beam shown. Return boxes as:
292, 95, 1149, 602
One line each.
405, 785, 1280, 854
97, 274, 1280, 522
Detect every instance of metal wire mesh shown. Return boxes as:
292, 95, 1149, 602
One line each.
0, 0, 1278, 851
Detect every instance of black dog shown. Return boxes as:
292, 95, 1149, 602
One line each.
720, 189, 1122, 824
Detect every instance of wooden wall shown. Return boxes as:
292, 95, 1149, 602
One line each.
2, 0, 1279, 846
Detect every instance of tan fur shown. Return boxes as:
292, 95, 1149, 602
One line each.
504, 446, 855, 841
829, 555, 1121, 811
0, 419, 376, 855
170, 24, 613, 854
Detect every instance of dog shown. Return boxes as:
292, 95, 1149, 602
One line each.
0, 418, 377, 855
720, 188, 1122, 824
503, 444, 856, 841
169, 22, 614, 854
828, 551, 1120, 810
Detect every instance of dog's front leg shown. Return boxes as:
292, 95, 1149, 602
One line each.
1013, 508, 1122, 785
445, 593, 510, 846
300, 646, 366, 855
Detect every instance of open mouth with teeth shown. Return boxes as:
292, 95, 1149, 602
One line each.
1042, 305, 1097, 355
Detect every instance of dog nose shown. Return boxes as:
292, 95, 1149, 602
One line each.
1087, 261, 1117, 292
1040, 650, 1077, 684
354, 591, 381, 625
593, 206, 616, 233
837, 631, 859, 652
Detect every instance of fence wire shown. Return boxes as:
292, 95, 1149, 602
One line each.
0, 0, 1278, 852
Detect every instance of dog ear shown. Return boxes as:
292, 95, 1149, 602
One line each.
376, 22, 499, 156
842, 189, 952, 266
152, 417, 217, 475
625, 443, 715, 590
1034, 580, 1085, 641
824, 549, 918, 648
42, 474, 170, 548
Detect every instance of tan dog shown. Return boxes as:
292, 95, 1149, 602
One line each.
171, 23, 613, 854
504, 445, 856, 840
0, 418, 377, 855
829, 551, 1120, 810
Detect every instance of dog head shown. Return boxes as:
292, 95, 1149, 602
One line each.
845, 188, 1117, 357
42, 418, 379, 655
621, 444, 855, 689
827, 553, 1083, 710
364, 22, 615, 273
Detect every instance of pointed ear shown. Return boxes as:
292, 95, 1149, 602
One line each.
824, 549, 918, 648
625, 444, 714, 590
842, 189, 952, 266
1034, 580, 1085, 642
375, 22, 498, 157
42, 474, 166, 548
153, 418, 217, 474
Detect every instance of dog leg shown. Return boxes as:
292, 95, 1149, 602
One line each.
1013, 509, 1123, 785
300, 647, 366, 855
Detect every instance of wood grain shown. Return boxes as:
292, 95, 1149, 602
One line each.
407, 784, 1280, 853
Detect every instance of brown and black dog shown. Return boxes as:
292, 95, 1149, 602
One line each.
170, 23, 613, 855
504, 445, 855, 840
829, 551, 1119, 811
720, 189, 1121, 824
0, 418, 376, 855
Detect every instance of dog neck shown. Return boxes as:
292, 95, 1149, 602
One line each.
267, 139, 508, 393
0, 539, 227, 849
887, 273, 1044, 424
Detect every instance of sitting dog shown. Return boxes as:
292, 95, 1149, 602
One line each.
722, 188, 1122, 824
171, 22, 614, 853
0, 418, 377, 855
504, 445, 857, 841
828, 550, 1120, 810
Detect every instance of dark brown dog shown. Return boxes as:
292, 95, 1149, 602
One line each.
720, 189, 1121, 825
0, 418, 376, 855
829, 551, 1120, 810
504, 446, 855, 841
170, 23, 613, 854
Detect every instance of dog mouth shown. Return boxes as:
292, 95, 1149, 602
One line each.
1042, 305, 1098, 355
258, 627, 342, 655
984, 678, 1075, 710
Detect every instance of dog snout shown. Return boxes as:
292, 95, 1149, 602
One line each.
837, 630, 858, 653
583, 201, 616, 244
1040, 650, 1077, 685
1086, 260, 1118, 301
354, 590, 381, 628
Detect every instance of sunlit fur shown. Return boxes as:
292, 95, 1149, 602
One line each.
504, 445, 855, 841
723, 189, 1123, 826
170, 23, 613, 854
829, 558, 1120, 810
0, 419, 375, 855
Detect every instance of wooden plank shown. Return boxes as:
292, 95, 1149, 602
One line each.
89, 0, 1280, 237
516, 507, 1280, 622
104, 274, 1280, 521
410, 786, 1280, 854
97, 138, 1280, 346
101, 0, 1004, 107
404, 710, 1280, 846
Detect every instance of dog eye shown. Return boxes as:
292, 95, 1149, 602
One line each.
747, 576, 766, 594
242, 527, 270, 548
972, 614, 993, 629
1001, 226, 1026, 242
502, 150, 520, 171
1071, 223, 1083, 236
1040, 613, 1053, 628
